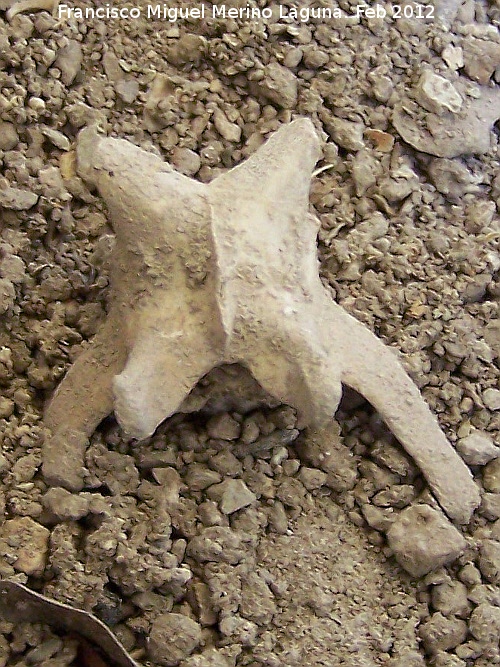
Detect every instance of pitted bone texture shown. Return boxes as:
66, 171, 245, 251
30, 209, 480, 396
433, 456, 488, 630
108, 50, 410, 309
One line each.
43, 120, 480, 524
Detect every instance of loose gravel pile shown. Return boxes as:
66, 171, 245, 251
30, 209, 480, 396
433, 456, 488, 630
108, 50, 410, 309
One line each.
0, 0, 499, 665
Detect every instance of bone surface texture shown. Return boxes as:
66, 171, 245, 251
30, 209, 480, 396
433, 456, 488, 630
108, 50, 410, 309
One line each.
43, 119, 480, 524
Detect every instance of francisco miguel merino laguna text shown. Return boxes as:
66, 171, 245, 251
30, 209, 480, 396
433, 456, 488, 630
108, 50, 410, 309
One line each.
58, 3, 353, 22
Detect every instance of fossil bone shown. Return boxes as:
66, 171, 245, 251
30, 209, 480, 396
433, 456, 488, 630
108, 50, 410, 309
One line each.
6, 0, 59, 20
43, 119, 480, 524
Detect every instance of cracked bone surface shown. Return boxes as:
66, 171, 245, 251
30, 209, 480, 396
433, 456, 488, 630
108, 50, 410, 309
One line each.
43, 119, 480, 524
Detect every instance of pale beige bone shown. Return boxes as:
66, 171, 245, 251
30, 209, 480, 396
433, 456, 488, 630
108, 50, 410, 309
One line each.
43, 119, 480, 524
6, 0, 58, 20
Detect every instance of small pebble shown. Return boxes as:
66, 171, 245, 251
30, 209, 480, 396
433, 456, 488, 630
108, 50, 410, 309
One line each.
209, 450, 242, 476
213, 109, 241, 143
361, 504, 395, 532
478, 539, 500, 584
365, 128, 395, 152
207, 479, 257, 514
372, 484, 416, 508
40, 127, 71, 151
442, 45, 464, 70
456, 431, 499, 465
0, 396, 14, 419
0, 187, 38, 210
267, 500, 288, 534
182, 648, 233, 666
171, 147, 201, 176
418, 612, 468, 653
219, 614, 258, 645
185, 463, 222, 491
303, 48, 329, 69
480, 493, 500, 521
147, 613, 201, 667
166, 33, 206, 66
462, 35, 500, 85
414, 71, 462, 115
240, 417, 260, 445
388, 651, 426, 667
254, 63, 298, 109
468, 602, 500, 643
187, 581, 217, 626
1, 253, 25, 284
206, 413, 240, 440
28, 97, 45, 112
26, 638, 63, 664
116, 78, 139, 104
298, 467, 327, 490
283, 48, 303, 68
55, 40, 83, 85
431, 651, 466, 667
197, 500, 225, 527
458, 563, 482, 587
42, 487, 90, 520
0, 121, 19, 150
275, 477, 306, 508
431, 580, 470, 618
0, 516, 49, 575
483, 457, 500, 493
323, 116, 365, 152
186, 527, 246, 564
482, 388, 500, 411
387, 505, 466, 577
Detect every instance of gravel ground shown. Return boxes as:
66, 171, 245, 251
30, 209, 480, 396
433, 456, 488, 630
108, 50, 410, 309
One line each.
0, 0, 499, 665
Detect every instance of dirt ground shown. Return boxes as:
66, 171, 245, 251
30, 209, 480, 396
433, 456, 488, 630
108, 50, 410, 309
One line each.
0, 0, 499, 665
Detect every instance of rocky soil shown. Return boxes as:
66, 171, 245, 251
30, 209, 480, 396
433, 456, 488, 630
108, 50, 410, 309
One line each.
0, 0, 499, 665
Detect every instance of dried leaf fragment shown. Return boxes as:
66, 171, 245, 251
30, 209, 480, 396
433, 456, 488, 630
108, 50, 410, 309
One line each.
0, 581, 139, 667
